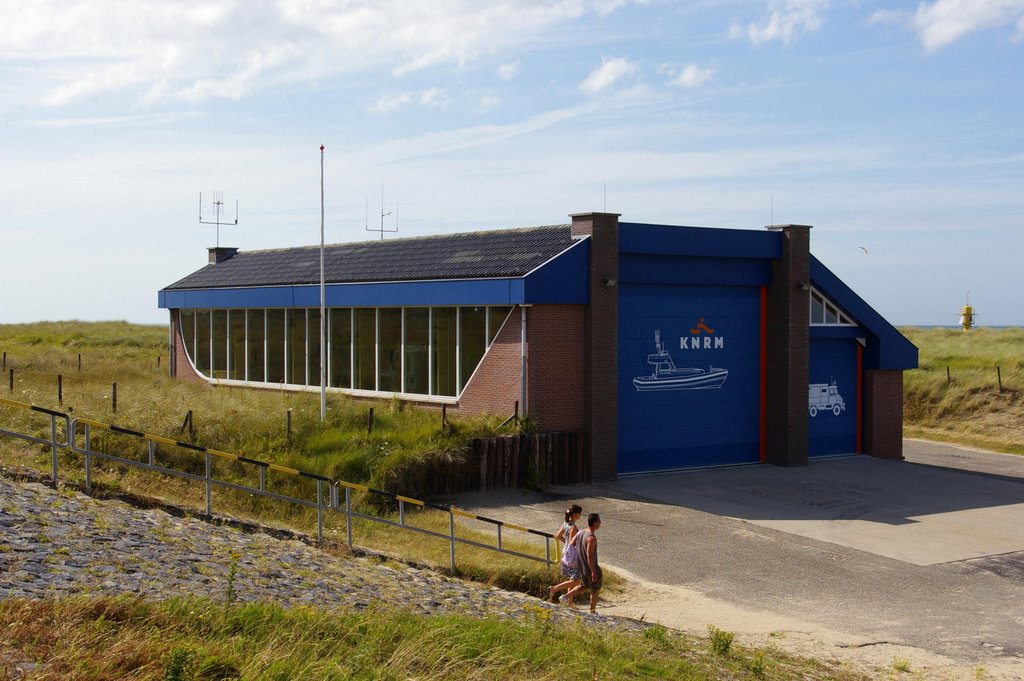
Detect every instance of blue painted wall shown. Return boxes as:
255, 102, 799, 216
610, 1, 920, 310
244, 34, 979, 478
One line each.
808, 338, 859, 456
618, 283, 762, 473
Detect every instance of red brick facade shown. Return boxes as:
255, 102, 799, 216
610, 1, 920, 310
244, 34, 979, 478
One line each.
571, 213, 620, 482
523, 305, 585, 432
168, 309, 205, 383
457, 309, 524, 419
765, 225, 812, 467
864, 369, 904, 459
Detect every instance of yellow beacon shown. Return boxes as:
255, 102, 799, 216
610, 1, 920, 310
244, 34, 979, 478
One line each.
959, 295, 976, 331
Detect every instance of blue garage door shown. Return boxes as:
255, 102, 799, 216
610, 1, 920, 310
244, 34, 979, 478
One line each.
618, 284, 762, 473
809, 339, 859, 456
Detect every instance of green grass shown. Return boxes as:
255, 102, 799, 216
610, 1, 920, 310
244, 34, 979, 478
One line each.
0, 321, 511, 496
900, 327, 1024, 455
0, 596, 870, 680
0, 321, 554, 592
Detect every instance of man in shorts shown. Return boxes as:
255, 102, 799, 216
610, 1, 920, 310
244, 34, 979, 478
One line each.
566, 512, 602, 613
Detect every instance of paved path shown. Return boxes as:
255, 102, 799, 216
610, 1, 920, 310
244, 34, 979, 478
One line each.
458, 442, 1024, 678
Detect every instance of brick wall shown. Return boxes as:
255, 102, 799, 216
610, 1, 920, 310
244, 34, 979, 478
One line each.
765, 225, 812, 467
864, 369, 904, 460
524, 305, 585, 432
169, 310, 206, 383
571, 212, 620, 482
457, 309, 524, 419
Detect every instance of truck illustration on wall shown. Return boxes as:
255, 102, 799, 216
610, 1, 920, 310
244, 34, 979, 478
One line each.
808, 381, 845, 417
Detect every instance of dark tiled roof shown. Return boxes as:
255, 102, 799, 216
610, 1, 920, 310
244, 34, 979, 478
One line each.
163, 224, 577, 290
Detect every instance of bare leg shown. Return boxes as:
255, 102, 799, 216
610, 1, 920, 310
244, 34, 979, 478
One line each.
548, 578, 579, 601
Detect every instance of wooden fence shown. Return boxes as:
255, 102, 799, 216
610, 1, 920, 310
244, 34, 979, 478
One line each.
422, 432, 589, 496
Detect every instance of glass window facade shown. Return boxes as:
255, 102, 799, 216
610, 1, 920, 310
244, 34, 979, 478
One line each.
287, 310, 306, 385
195, 310, 211, 375
178, 305, 514, 399
212, 310, 228, 379
309, 308, 322, 388
404, 308, 429, 395
267, 310, 285, 383
378, 308, 402, 392
354, 308, 377, 390
247, 309, 265, 382
329, 308, 351, 388
459, 307, 486, 389
432, 307, 457, 397
229, 310, 246, 380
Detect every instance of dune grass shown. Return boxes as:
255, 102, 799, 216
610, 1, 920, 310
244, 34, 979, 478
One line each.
0, 596, 868, 680
0, 321, 556, 594
0, 321, 509, 492
900, 326, 1024, 454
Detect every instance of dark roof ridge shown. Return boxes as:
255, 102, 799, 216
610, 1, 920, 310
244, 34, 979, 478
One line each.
240, 223, 572, 256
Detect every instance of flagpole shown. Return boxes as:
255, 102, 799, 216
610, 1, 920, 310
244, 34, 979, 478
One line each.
319, 144, 327, 423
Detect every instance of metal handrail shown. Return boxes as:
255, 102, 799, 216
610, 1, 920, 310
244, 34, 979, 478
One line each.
0, 397, 554, 572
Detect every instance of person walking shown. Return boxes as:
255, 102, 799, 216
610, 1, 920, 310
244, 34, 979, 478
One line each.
547, 504, 583, 605
565, 513, 602, 613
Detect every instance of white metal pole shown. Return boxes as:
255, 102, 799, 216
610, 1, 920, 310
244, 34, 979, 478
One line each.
319, 144, 327, 422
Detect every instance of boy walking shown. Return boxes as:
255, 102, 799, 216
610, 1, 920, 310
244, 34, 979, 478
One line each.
566, 513, 602, 613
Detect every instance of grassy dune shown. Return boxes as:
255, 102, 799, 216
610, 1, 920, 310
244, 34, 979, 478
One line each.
901, 326, 1024, 455
0, 321, 556, 593
0, 597, 867, 680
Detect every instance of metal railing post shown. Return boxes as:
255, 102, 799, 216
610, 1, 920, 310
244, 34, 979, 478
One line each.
496, 524, 503, 550
148, 440, 155, 466
345, 485, 353, 548
449, 509, 456, 572
49, 415, 59, 488
399, 498, 405, 526
82, 421, 92, 493
546, 536, 552, 566
316, 480, 324, 545
258, 466, 266, 492
204, 451, 212, 516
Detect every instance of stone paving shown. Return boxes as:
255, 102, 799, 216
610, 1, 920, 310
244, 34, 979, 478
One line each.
0, 475, 643, 632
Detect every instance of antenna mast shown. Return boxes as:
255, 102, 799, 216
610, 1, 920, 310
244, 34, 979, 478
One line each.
365, 184, 399, 240
199, 191, 239, 248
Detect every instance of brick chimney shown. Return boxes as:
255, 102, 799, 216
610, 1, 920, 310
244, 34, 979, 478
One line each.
208, 247, 238, 264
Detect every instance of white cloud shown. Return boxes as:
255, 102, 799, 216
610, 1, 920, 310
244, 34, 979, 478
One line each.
911, 0, 1024, 51
867, 9, 908, 27
0, 1, 633, 108
670, 64, 715, 88
15, 112, 204, 128
370, 93, 412, 114
420, 87, 451, 108
496, 60, 521, 81
730, 0, 829, 46
579, 57, 638, 94
473, 94, 503, 113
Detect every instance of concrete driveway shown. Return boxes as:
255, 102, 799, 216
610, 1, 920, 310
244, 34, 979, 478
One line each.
457, 441, 1024, 676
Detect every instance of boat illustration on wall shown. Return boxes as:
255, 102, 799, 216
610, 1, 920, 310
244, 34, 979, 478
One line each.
633, 330, 729, 391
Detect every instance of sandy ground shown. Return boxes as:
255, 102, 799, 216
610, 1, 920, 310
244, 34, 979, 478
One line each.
601, 566, 1022, 680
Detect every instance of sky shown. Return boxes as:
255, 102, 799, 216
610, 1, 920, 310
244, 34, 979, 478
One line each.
1, 0, 1022, 327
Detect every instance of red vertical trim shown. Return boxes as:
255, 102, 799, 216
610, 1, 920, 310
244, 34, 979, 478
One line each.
856, 343, 863, 453
759, 285, 768, 462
